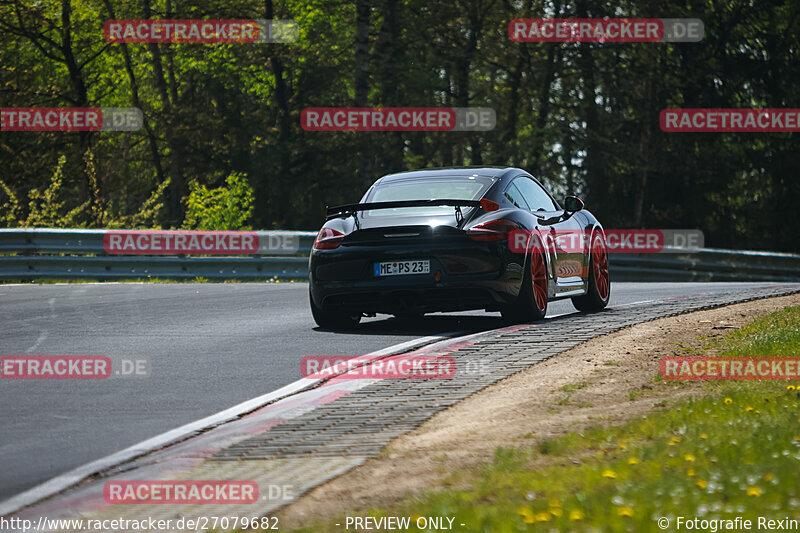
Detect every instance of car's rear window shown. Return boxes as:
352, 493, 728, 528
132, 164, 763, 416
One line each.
365, 176, 494, 216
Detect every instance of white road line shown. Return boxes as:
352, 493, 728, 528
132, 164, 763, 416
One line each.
24, 331, 48, 354
547, 311, 577, 319
548, 298, 655, 319
610, 299, 656, 308
0, 332, 462, 517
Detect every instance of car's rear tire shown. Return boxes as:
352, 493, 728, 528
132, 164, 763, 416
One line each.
501, 241, 548, 322
572, 232, 611, 312
310, 292, 361, 330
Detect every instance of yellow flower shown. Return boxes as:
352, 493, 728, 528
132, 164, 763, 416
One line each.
668, 436, 681, 446
724, 397, 733, 404
747, 486, 762, 497
602, 469, 617, 479
534, 512, 551, 522
618, 507, 634, 517
619, 444, 626, 450
684, 454, 696, 462
745, 406, 754, 412
517, 507, 535, 524
548, 500, 562, 517
794, 436, 800, 442
628, 457, 640, 465
700, 433, 708, 439
696, 479, 708, 489
687, 468, 696, 477
755, 410, 760, 413
764, 473, 774, 482
569, 509, 584, 521
787, 385, 796, 391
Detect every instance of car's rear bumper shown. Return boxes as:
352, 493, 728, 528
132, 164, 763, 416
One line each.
309, 240, 524, 314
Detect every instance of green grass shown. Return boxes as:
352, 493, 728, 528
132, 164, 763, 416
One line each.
561, 381, 588, 392
290, 305, 800, 532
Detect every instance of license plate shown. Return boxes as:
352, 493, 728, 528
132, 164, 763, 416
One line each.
374, 260, 430, 277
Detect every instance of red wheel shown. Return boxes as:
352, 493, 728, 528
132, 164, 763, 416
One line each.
502, 232, 548, 322
531, 244, 548, 312
571, 231, 611, 312
592, 235, 610, 301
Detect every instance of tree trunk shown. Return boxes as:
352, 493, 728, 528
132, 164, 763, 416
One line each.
265, 0, 292, 227
141, 0, 184, 225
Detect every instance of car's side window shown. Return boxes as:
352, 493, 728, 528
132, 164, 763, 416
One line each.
503, 183, 530, 209
514, 177, 559, 211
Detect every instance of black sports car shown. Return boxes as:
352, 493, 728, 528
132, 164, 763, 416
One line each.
309, 167, 610, 329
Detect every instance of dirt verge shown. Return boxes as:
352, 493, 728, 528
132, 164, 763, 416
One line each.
278, 294, 800, 529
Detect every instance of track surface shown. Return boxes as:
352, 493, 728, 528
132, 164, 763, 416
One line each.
0, 281, 788, 500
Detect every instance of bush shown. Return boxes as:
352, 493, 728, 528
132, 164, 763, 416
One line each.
182, 173, 254, 230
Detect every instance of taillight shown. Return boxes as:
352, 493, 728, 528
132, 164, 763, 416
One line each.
313, 228, 344, 250
466, 219, 522, 241
480, 198, 500, 212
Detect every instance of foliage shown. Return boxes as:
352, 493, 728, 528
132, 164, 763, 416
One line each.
182, 173, 254, 230
22, 156, 89, 228
0, 179, 20, 226
0, 0, 798, 250
0, 154, 169, 229
103, 178, 171, 229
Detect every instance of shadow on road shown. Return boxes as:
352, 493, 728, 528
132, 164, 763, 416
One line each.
311, 313, 504, 336
312, 310, 581, 336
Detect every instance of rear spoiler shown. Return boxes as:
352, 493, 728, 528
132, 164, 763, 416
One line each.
326, 199, 483, 220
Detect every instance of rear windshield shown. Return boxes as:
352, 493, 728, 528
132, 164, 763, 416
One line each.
365, 176, 494, 217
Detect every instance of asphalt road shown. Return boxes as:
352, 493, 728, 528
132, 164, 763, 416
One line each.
0, 281, 790, 501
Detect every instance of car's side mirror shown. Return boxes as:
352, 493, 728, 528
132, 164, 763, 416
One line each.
564, 196, 584, 213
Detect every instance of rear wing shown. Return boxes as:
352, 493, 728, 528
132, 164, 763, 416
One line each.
325, 199, 482, 220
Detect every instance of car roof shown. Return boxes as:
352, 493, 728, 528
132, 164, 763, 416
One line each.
374, 166, 525, 185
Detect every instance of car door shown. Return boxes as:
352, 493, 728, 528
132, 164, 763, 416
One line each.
512, 176, 585, 292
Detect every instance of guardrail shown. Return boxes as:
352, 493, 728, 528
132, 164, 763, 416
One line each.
0, 228, 798, 282
0, 229, 316, 281
610, 248, 800, 282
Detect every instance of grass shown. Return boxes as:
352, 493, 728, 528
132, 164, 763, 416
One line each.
561, 381, 588, 392
289, 305, 800, 532
555, 381, 588, 405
